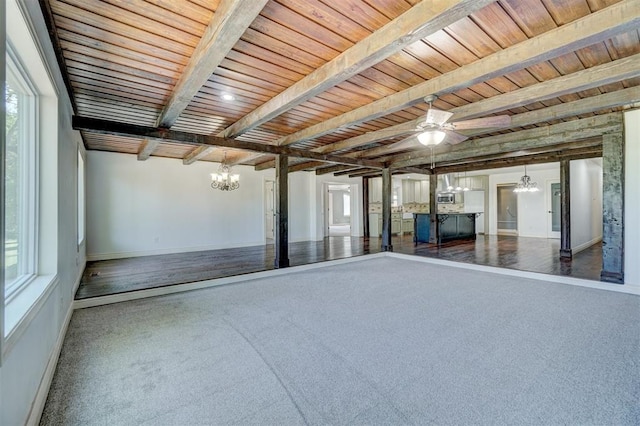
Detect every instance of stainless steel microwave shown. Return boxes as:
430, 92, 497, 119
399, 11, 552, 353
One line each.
437, 193, 455, 204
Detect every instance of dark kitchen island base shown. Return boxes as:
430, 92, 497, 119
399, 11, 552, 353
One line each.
414, 213, 481, 245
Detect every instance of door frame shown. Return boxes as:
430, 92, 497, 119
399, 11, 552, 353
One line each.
496, 183, 518, 235
324, 183, 353, 237
546, 179, 561, 239
264, 179, 275, 241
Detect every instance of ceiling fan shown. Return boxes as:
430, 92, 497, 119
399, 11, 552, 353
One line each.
404, 94, 511, 147
391, 94, 511, 168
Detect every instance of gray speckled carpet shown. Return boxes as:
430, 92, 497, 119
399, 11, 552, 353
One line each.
41, 256, 640, 425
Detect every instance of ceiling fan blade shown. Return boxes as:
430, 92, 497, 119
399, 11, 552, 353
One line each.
387, 134, 421, 152
450, 115, 511, 130
444, 130, 469, 145
424, 108, 454, 126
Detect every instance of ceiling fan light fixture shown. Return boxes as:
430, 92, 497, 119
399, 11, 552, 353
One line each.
417, 129, 446, 146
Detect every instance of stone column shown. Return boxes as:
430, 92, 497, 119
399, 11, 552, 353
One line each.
601, 132, 624, 283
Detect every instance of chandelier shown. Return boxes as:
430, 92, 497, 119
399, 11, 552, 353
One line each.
210, 153, 239, 191
513, 165, 539, 193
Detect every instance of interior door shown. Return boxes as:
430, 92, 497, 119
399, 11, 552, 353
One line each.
264, 180, 275, 241
547, 181, 561, 239
497, 184, 518, 235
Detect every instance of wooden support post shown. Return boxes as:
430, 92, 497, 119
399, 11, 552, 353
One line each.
601, 132, 625, 283
381, 168, 393, 251
362, 177, 370, 238
429, 174, 438, 244
559, 159, 572, 259
274, 154, 290, 268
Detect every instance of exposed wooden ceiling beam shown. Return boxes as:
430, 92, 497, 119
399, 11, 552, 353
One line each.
288, 161, 326, 173
217, 0, 495, 139
227, 152, 265, 167
254, 158, 279, 171
315, 164, 363, 175
436, 138, 602, 169
316, 121, 418, 155
434, 146, 603, 174
247, 83, 638, 171
156, 0, 269, 128
388, 113, 622, 169
444, 54, 640, 121
335, 168, 376, 177
256, 158, 320, 173
137, 139, 160, 161
183, 146, 216, 165
463, 86, 640, 138
342, 167, 431, 178
273, 0, 640, 147
73, 116, 385, 169
346, 169, 429, 178
359, 77, 640, 159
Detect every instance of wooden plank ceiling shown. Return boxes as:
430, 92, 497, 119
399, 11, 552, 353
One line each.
42, 0, 640, 175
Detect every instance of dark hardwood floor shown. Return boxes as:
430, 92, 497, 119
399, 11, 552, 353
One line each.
76, 235, 603, 300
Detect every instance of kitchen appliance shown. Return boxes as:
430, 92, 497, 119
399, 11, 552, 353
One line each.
437, 193, 455, 204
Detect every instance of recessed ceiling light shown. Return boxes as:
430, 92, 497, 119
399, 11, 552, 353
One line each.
220, 93, 235, 101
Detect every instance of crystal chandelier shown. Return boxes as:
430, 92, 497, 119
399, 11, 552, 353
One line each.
210, 153, 239, 191
513, 165, 539, 193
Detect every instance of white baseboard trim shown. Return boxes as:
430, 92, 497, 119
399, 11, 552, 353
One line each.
572, 236, 602, 254
26, 299, 74, 426
87, 240, 267, 261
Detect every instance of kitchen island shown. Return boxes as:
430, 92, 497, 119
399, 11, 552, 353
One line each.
413, 212, 482, 244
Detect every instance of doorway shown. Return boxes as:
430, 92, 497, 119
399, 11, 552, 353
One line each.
326, 184, 351, 237
264, 180, 275, 242
547, 181, 561, 239
497, 184, 518, 235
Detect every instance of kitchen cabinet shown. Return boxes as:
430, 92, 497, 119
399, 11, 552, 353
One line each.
392, 214, 402, 234
402, 218, 414, 234
368, 212, 410, 236
402, 179, 429, 203
369, 177, 383, 203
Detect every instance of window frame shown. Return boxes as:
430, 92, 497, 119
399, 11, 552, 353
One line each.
4, 43, 39, 303
3, 0, 59, 353
77, 149, 85, 246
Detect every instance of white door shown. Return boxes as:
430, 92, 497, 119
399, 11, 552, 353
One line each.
547, 181, 561, 239
264, 180, 275, 241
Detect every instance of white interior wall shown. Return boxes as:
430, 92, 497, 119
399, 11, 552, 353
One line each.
87, 151, 278, 259
488, 164, 560, 237
0, 1, 85, 424
86, 154, 362, 257
570, 158, 603, 252
624, 109, 640, 287
485, 162, 602, 246
288, 171, 313, 243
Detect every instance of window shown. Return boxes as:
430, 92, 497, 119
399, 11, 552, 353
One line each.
3, 0, 59, 342
4, 50, 37, 300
